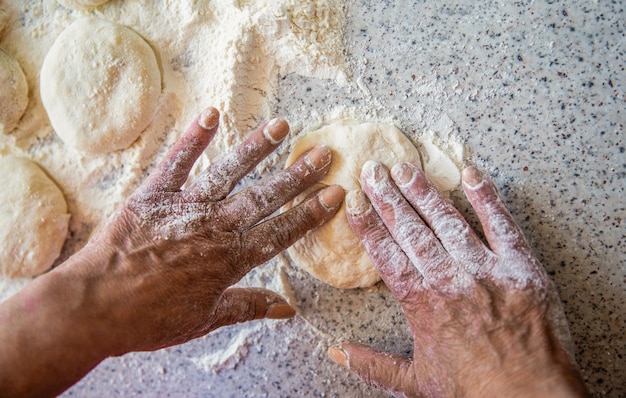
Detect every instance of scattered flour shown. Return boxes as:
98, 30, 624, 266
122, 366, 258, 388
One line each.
191, 323, 263, 374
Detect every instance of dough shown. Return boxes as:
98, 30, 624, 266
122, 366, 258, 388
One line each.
283, 121, 422, 289
56, 0, 110, 10
418, 135, 462, 192
40, 18, 161, 153
0, 49, 28, 134
0, 156, 70, 278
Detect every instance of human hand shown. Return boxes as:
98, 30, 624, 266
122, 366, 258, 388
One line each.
63, 107, 344, 355
0, 107, 345, 397
328, 161, 587, 397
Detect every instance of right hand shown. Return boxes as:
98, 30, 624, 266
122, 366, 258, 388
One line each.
328, 161, 588, 397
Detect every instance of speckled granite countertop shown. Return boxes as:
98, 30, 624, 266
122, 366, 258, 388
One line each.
63, 1, 624, 396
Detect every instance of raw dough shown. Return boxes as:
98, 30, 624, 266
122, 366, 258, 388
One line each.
40, 18, 161, 153
418, 134, 462, 192
0, 156, 70, 278
0, 48, 28, 134
283, 120, 421, 289
56, 0, 110, 10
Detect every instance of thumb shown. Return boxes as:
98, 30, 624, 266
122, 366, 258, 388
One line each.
328, 342, 418, 397
207, 287, 296, 331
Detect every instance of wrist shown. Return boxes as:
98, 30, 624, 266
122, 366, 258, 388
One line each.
0, 258, 114, 396
466, 345, 588, 397
52, 236, 135, 357
477, 369, 588, 398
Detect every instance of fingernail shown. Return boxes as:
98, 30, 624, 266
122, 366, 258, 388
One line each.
305, 145, 332, 171
263, 118, 290, 144
266, 303, 296, 319
328, 345, 348, 368
391, 163, 417, 187
198, 107, 220, 130
462, 166, 484, 189
319, 185, 344, 210
361, 160, 385, 184
345, 189, 371, 216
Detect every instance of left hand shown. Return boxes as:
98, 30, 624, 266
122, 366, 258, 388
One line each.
69, 106, 345, 354
0, 107, 344, 398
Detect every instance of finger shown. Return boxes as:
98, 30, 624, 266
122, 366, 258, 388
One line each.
390, 163, 494, 274
238, 185, 344, 274
346, 189, 422, 303
218, 145, 332, 231
185, 118, 290, 201
461, 166, 531, 256
206, 287, 296, 332
328, 343, 417, 398
360, 161, 450, 281
143, 107, 220, 191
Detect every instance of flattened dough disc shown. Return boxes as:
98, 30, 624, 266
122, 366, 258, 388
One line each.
40, 18, 161, 153
283, 120, 421, 289
0, 156, 70, 278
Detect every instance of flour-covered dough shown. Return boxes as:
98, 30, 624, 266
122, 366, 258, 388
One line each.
40, 18, 161, 153
283, 121, 422, 289
56, 0, 110, 10
0, 156, 70, 278
0, 49, 28, 134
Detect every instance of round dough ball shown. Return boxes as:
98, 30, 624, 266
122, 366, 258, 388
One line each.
56, 0, 110, 10
0, 49, 28, 134
283, 121, 421, 289
40, 18, 161, 153
0, 156, 70, 278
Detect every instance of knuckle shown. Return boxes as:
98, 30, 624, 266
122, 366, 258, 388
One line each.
489, 213, 522, 242
270, 215, 303, 247
402, 233, 440, 264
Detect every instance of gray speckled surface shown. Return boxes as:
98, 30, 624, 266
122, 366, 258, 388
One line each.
61, 0, 624, 396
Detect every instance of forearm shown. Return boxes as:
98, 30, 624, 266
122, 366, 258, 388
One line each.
0, 252, 114, 397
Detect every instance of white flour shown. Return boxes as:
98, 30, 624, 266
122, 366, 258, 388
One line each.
191, 323, 261, 374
